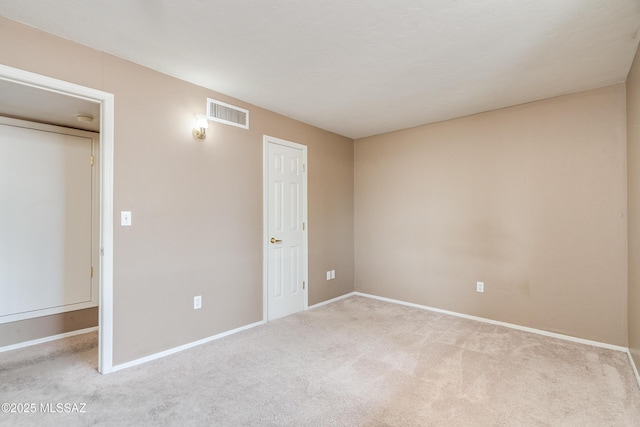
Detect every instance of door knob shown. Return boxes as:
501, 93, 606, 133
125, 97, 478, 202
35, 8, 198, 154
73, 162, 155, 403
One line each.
270, 237, 282, 244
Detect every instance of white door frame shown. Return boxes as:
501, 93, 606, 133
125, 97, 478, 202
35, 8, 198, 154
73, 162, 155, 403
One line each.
263, 135, 308, 321
0, 64, 115, 374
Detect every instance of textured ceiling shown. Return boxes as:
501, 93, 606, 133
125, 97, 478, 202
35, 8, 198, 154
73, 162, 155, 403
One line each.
1, 0, 640, 139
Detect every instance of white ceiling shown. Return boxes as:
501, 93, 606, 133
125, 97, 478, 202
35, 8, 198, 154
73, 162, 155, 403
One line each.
1, 0, 640, 139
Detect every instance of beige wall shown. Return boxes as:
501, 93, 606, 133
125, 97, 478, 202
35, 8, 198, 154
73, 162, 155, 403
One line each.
355, 85, 628, 346
0, 17, 354, 363
0, 308, 98, 347
628, 46, 640, 367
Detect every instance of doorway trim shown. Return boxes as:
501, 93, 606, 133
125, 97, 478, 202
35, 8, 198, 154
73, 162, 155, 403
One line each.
0, 64, 115, 374
262, 135, 308, 321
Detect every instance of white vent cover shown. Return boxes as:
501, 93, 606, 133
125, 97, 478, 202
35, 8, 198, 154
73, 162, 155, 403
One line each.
206, 98, 249, 129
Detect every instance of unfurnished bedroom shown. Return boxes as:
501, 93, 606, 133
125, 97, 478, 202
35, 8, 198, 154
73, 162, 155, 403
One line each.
1, 1, 640, 425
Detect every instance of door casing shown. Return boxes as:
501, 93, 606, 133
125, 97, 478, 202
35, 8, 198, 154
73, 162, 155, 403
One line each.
0, 64, 115, 374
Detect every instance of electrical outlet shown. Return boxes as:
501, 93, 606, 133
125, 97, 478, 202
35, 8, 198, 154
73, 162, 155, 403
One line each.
194, 295, 202, 309
476, 281, 484, 293
331, 270, 335, 279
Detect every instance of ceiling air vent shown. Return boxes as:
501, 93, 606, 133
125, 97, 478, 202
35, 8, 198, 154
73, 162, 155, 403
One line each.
206, 98, 249, 129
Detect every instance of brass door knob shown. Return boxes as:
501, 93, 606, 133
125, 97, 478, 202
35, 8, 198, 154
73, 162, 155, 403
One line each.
270, 237, 282, 244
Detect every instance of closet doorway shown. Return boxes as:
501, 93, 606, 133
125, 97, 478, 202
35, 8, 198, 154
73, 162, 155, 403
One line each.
0, 65, 114, 374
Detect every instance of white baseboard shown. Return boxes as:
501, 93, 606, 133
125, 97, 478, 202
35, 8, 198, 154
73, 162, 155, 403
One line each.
114, 293, 356, 373
0, 327, 98, 353
627, 351, 640, 391
354, 292, 628, 353
6, 293, 638, 391
308, 292, 355, 310
111, 320, 266, 373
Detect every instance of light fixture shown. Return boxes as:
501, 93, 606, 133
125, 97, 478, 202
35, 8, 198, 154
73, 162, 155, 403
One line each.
193, 114, 209, 139
76, 113, 94, 123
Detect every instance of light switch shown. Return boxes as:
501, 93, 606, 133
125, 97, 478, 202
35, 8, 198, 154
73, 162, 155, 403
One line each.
121, 211, 132, 226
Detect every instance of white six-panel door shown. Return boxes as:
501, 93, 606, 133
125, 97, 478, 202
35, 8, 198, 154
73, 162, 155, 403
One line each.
264, 136, 307, 321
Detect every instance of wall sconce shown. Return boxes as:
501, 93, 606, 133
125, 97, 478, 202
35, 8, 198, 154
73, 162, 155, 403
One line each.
193, 114, 209, 139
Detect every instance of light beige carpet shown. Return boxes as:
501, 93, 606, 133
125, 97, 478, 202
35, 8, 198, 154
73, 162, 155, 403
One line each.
1, 295, 640, 426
